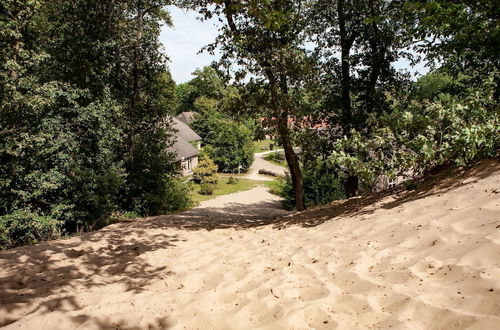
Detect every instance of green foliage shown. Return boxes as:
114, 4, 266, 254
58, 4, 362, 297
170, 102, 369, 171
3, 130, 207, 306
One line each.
279, 161, 346, 210
0, 81, 125, 235
0, 210, 62, 250
203, 120, 255, 173
175, 83, 196, 114
226, 176, 239, 184
199, 183, 215, 195
192, 113, 254, 173
193, 155, 218, 184
161, 178, 194, 212
406, 1, 499, 79
414, 72, 467, 101
330, 78, 499, 190
0, 0, 189, 248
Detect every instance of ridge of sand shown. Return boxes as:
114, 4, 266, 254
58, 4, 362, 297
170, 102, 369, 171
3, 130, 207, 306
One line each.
1, 160, 499, 329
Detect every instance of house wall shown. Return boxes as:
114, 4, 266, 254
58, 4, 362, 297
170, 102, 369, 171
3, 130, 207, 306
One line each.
180, 156, 199, 176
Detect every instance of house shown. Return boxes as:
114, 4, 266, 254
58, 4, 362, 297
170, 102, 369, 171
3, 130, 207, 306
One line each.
170, 117, 202, 176
176, 111, 197, 125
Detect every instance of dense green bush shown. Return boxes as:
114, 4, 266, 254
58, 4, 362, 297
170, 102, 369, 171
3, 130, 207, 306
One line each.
199, 183, 215, 195
0, 210, 62, 250
192, 113, 254, 173
0, 85, 126, 239
205, 121, 254, 173
330, 77, 499, 190
161, 178, 194, 212
193, 155, 218, 184
279, 161, 346, 210
0, 1, 190, 249
227, 176, 239, 184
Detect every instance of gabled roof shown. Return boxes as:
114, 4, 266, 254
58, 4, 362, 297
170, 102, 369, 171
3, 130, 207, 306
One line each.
169, 137, 199, 161
176, 111, 197, 125
172, 117, 201, 143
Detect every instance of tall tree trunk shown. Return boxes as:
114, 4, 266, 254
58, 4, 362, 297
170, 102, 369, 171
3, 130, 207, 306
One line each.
132, 0, 143, 111
338, 0, 358, 197
270, 74, 305, 211
366, 0, 385, 115
338, 0, 352, 128
222, 2, 304, 209
278, 113, 305, 211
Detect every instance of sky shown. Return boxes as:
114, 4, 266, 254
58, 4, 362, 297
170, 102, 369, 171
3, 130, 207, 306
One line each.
160, 6, 429, 84
159, 6, 221, 84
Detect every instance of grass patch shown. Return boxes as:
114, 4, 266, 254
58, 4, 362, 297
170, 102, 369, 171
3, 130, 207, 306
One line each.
191, 175, 260, 203
253, 139, 277, 153
264, 151, 287, 167
261, 179, 282, 196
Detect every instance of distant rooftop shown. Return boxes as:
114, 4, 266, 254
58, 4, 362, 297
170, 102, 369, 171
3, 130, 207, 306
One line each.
176, 111, 197, 125
172, 117, 201, 143
169, 117, 201, 161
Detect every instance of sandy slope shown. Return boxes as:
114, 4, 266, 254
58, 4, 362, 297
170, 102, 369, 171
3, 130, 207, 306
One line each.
1, 161, 499, 329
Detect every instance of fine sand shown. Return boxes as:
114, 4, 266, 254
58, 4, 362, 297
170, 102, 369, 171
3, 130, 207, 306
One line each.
1, 160, 499, 329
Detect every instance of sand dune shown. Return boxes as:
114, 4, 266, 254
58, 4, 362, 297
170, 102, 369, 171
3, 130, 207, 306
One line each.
1, 160, 499, 329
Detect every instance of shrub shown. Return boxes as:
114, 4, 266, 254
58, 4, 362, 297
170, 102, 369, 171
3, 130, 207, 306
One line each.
279, 161, 346, 210
161, 177, 194, 212
193, 155, 218, 184
199, 183, 215, 195
329, 77, 499, 189
227, 176, 239, 184
0, 210, 63, 250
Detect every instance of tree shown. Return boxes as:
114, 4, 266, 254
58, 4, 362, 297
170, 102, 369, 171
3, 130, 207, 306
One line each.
193, 154, 218, 184
0, 0, 126, 244
184, 0, 319, 210
175, 82, 196, 114
0, 0, 187, 248
311, 0, 414, 196
39, 0, 180, 215
192, 114, 254, 173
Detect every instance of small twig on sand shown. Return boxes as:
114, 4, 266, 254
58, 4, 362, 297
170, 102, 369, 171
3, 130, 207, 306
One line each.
270, 288, 280, 298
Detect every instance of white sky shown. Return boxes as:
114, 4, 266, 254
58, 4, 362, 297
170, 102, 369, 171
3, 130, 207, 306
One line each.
160, 6, 429, 84
160, 6, 221, 84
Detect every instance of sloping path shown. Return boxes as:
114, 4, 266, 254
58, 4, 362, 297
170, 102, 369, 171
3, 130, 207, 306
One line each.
241, 150, 288, 181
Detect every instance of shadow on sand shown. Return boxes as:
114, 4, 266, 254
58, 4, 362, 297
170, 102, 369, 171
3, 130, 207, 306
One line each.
0, 158, 497, 328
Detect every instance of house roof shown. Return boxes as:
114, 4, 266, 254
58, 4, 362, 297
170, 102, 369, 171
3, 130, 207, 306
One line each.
176, 111, 197, 125
172, 117, 201, 143
169, 137, 199, 161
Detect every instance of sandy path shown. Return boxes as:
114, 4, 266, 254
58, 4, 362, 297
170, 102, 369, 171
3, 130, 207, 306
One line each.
241, 151, 288, 181
1, 161, 500, 329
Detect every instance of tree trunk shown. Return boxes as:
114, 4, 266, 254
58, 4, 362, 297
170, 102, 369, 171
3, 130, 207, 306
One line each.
338, 0, 359, 196
269, 73, 305, 211
338, 0, 352, 127
278, 113, 305, 211
345, 174, 358, 197
222, 1, 305, 210
132, 0, 143, 111
366, 0, 385, 115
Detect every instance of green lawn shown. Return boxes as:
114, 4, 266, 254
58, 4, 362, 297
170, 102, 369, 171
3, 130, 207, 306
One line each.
253, 139, 277, 153
261, 179, 282, 196
190, 175, 260, 203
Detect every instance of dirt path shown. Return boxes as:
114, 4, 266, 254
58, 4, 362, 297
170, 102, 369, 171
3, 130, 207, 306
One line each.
241, 151, 288, 181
